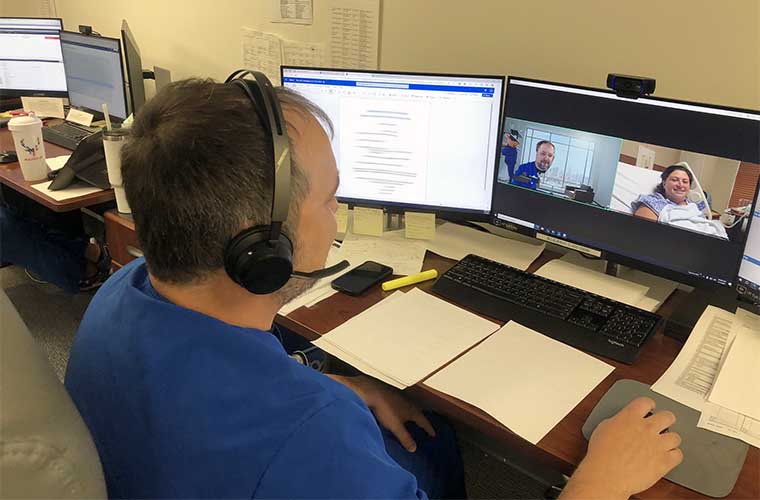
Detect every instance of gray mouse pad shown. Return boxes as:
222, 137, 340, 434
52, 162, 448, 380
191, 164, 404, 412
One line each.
582, 379, 748, 498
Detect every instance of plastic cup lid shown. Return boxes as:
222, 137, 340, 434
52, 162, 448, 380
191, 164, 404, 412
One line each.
8, 114, 42, 131
102, 126, 129, 138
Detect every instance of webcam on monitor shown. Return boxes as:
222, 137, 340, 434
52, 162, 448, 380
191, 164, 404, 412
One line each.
606, 73, 656, 99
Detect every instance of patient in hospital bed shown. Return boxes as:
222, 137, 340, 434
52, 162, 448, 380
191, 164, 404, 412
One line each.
631, 164, 728, 239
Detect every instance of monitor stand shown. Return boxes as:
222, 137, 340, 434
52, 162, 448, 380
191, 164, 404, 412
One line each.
598, 256, 739, 343
662, 286, 738, 342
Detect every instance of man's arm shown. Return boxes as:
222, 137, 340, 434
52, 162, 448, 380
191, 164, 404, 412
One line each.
560, 397, 683, 500
327, 374, 435, 453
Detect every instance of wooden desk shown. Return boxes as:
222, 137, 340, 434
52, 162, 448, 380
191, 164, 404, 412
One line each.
278, 252, 760, 500
0, 127, 114, 212
102, 210, 758, 499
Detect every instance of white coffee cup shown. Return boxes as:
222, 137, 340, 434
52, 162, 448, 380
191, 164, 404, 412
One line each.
103, 127, 128, 186
8, 114, 47, 181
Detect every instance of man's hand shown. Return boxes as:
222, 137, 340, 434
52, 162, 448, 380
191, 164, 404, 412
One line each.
329, 374, 435, 452
503, 136, 520, 148
560, 397, 683, 499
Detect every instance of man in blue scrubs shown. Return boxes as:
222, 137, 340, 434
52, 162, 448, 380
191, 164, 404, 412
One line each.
509, 140, 556, 190
497, 131, 520, 182
66, 79, 682, 499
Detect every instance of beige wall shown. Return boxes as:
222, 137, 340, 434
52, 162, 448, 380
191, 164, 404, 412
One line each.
2, 0, 759, 109
621, 141, 681, 166
677, 151, 739, 212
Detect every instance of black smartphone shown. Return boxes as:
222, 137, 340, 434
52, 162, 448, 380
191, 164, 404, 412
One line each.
331, 261, 393, 296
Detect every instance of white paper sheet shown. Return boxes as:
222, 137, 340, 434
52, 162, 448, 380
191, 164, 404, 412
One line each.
282, 39, 326, 67
337, 231, 426, 276
241, 28, 282, 86
706, 309, 760, 420
45, 155, 70, 171
271, 0, 313, 24
21, 96, 64, 118
427, 222, 545, 271
328, 0, 379, 69
30, 180, 103, 201
651, 306, 735, 411
535, 259, 650, 307
698, 402, 760, 448
320, 288, 500, 387
556, 252, 678, 312
424, 321, 614, 444
313, 292, 408, 389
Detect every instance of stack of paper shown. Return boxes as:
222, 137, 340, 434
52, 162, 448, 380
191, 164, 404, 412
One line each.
554, 252, 678, 312
46, 155, 71, 171
313, 288, 500, 389
427, 222, 545, 271
31, 180, 103, 201
337, 230, 427, 276
424, 321, 614, 444
652, 306, 760, 447
535, 257, 650, 308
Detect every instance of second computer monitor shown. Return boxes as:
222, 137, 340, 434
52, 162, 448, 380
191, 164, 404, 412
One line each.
282, 67, 505, 218
60, 31, 128, 121
492, 77, 760, 289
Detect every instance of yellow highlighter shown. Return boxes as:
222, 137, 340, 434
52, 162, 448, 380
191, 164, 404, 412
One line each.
381, 269, 438, 292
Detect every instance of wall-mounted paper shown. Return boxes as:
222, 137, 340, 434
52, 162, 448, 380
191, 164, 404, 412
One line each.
271, 0, 313, 24
328, 0, 380, 69
241, 28, 283, 86
282, 39, 326, 67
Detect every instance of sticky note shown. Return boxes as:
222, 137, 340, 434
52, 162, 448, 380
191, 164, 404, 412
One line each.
21, 96, 65, 119
66, 108, 95, 127
336, 203, 349, 233
353, 206, 384, 237
405, 212, 436, 240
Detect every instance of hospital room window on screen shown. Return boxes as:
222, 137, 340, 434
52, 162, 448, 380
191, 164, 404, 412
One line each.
521, 128, 595, 194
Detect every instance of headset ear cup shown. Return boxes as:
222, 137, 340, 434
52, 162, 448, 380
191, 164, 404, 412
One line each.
224, 228, 294, 294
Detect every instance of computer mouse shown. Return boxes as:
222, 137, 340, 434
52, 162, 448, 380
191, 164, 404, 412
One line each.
0, 151, 18, 164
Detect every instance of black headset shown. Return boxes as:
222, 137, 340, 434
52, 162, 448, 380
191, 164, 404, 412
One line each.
222, 69, 349, 295
222, 69, 297, 294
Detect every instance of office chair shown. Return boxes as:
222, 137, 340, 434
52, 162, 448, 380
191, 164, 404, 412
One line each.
0, 288, 106, 499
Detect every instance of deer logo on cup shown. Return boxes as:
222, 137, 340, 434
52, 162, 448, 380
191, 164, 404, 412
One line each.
20, 136, 42, 157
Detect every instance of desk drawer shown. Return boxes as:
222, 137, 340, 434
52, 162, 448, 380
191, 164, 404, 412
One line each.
105, 211, 141, 270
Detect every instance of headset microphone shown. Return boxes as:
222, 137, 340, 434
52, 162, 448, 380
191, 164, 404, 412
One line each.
291, 260, 350, 280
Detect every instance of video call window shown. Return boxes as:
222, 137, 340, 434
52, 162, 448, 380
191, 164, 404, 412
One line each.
497, 118, 759, 244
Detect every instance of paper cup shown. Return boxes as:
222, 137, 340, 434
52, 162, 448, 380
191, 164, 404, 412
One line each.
8, 114, 47, 181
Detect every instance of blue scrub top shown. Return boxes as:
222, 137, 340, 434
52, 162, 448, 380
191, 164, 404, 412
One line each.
65, 258, 426, 499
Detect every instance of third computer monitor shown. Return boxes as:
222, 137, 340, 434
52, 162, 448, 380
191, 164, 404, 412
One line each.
60, 31, 128, 121
0, 17, 66, 97
493, 77, 760, 289
121, 20, 146, 115
282, 67, 505, 219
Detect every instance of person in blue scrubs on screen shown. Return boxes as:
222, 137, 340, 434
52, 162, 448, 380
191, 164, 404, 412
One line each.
65, 78, 683, 500
498, 130, 521, 182
510, 140, 556, 189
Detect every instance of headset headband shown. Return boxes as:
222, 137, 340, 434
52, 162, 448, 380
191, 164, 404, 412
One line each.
225, 69, 292, 240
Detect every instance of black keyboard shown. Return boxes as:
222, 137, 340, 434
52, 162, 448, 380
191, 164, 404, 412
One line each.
42, 122, 94, 150
432, 254, 661, 364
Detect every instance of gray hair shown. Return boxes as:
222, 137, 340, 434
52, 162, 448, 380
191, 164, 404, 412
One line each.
121, 78, 332, 284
